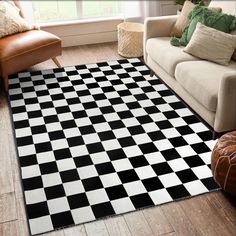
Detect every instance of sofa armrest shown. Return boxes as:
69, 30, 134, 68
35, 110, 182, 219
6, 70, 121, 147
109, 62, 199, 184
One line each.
214, 71, 236, 132
143, 15, 178, 62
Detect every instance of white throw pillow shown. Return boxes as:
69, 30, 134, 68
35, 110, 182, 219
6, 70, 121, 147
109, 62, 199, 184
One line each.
184, 23, 236, 65
0, 1, 35, 38
231, 30, 236, 61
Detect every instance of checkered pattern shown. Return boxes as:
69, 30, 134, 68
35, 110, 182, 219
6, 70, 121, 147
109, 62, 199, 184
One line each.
9, 59, 219, 235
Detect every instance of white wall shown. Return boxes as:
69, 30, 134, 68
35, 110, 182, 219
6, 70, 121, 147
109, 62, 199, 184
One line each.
159, 0, 180, 16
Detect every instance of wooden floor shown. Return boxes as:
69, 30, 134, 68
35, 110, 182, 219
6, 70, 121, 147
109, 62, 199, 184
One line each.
1, 42, 236, 236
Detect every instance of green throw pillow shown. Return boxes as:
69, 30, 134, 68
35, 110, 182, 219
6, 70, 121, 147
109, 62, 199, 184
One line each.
171, 5, 236, 46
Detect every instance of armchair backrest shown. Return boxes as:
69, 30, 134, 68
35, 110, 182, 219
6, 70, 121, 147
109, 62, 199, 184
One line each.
208, 0, 236, 15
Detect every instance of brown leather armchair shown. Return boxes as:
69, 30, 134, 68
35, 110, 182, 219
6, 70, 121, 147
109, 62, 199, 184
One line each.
0, 0, 62, 92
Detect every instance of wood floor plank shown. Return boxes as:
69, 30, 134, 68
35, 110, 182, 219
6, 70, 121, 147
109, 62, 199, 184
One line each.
0, 92, 11, 130
7, 131, 24, 200
16, 220, 30, 236
207, 192, 236, 223
31, 43, 123, 72
42, 229, 64, 236
9, 132, 24, 197
13, 179, 24, 200
0, 134, 14, 195
165, 232, 177, 236
179, 196, 220, 236
0, 193, 17, 223
124, 211, 154, 236
161, 202, 198, 236
16, 197, 27, 222
204, 193, 236, 235
0, 221, 17, 236
85, 220, 109, 236
104, 215, 131, 236
185, 194, 236, 236
0, 219, 30, 236
63, 224, 87, 236
142, 207, 174, 236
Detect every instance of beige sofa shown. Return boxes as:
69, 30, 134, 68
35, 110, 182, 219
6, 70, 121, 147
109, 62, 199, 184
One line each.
144, 0, 236, 136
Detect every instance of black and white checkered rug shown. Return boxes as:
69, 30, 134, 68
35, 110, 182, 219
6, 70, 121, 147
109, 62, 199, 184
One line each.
9, 59, 219, 235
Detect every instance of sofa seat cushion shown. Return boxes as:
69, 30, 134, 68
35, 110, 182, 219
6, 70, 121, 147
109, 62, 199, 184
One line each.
146, 37, 199, 76
175, 60, 236, 112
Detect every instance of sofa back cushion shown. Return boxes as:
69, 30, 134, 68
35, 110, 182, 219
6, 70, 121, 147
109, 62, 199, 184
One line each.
231, 30, 236, 61
170, 1, 222, 38
171, 5, 236, 46
170, 1, 195, 37
208, 0, 236, 16
209, 1, 236, 61
146, 37, 200, 76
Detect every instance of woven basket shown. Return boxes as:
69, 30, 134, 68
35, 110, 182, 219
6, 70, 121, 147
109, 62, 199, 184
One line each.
118, 22, 144, 58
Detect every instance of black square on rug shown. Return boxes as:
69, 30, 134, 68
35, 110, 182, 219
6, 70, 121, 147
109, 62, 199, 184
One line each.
9, 58, 219, 235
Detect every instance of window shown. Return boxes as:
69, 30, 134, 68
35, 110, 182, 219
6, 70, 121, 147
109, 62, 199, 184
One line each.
31, 1, 124, 23
81, 1, 124, 19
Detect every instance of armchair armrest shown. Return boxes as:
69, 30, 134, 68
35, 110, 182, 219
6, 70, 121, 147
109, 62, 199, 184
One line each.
143, 15, 178, 62
215, 71, 236, 132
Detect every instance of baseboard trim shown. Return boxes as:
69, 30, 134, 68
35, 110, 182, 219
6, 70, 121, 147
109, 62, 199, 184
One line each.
60, 31, 118, 47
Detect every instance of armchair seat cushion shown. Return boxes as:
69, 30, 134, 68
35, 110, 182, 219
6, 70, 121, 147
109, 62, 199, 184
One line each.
146, 37, 199, 76
0, 30, 61, 76
175, 60, 236, 112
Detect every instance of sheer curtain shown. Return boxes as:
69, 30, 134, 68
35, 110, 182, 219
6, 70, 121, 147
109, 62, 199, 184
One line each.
20, 1, 34, 22
124, 0, 161, 23
21, 0, 161, 24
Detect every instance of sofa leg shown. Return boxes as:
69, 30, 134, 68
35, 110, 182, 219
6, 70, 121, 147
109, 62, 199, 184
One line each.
2, 75, 8, 92
52, 57, 62, 68
150, 69, 154, 77
213, 131, 221, 140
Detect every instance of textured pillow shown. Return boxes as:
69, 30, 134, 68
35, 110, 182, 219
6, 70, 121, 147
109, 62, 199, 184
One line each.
171, 5, 236, 46
170, 1, 222, 38
231, 30, 236, 61
0, 1, 36, 38
184, 23, 236, 65
170, 1, 196, 37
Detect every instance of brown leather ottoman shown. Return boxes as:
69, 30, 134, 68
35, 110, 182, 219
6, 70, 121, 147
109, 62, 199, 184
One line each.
211, 131, 236, 197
